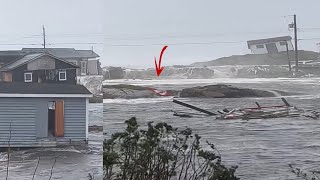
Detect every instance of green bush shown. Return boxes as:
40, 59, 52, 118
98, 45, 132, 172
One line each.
103, 117, 239, 180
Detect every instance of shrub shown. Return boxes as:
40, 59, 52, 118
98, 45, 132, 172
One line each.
289, 164, 320, 180
103, 117, 239, 180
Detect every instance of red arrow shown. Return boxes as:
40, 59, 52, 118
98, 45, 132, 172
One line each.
154, 45, 168, 76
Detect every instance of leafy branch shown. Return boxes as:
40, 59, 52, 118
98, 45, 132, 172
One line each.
103, 117, 239, 180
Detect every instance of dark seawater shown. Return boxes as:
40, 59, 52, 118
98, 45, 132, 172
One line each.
103, 78, 320, 180
0, 103, 103, 180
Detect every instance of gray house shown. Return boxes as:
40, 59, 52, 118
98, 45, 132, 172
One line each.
0, 82, 92, 147
21, 48, 101, 76
0, 48, 102, 76
247, 36, 294, 54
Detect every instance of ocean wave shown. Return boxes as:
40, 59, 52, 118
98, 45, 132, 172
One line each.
103, 78, 320, 86
103, 97, 173, 104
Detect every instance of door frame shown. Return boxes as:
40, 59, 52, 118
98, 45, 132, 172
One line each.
55, 100, 65, 137
80, 61, 87, 75
265, 43, 279, 54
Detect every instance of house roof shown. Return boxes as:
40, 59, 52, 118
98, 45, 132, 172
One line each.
75, 50, 100, 58
247, 36, 292, 48
0, 51, 25, 64
21, 48, 100, 58
0, 52, 79, 71
0, 48, 99, 66
0, 82, 92, 97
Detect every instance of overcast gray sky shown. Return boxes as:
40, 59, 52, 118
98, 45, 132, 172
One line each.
1, 1, 320, 68
105, 0, 320, 68
0, 0, 104, 61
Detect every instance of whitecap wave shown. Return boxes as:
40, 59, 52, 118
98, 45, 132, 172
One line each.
103, 97, 173, 104
103, 77, 320, 86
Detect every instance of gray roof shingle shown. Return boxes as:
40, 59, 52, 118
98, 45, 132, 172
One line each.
21, 48, 99, 58
0, 52, 79, 71
0, 51, 25, 64
0, 82, 92, 95
0, 53, 43, 71
0, 48, 99, 66
75, 50, 100, 58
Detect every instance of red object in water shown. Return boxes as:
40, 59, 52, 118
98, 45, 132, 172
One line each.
147, 87, 172, 96
154, 45, 168, 76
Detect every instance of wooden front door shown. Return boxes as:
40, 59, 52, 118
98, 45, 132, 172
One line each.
3, 72, 12, 82
55, 100, 64, 137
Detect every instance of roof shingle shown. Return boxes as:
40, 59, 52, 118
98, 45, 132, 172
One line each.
0, 82, 92, 95
21, 48, 99, 58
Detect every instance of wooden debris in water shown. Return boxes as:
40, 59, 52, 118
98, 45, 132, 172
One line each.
172, 98, 320, 120
216, 98, 320, 120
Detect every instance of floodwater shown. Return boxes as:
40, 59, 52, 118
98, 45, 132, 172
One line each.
103, 78, 320, 180
0, 103, 103, 180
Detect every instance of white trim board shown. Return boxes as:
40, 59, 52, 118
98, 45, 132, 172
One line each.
0, 94, 93, 98
85, 98, 89, 140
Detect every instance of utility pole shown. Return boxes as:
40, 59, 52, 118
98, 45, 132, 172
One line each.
293, 14, 298, 75
285, 41, 291, 73
91, 46, 94, 56
42, 25, 46, 48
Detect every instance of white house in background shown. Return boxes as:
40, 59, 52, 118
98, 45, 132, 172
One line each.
247, 36, 294, 54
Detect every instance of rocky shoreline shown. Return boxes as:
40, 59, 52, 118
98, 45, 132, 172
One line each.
89, 94, 103, 103
77, 75, 103, 103
103, 84, 179, 99
103, 84, 296, 99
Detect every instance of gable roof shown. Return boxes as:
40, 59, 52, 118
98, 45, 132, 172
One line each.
21, 48, 99, 58
0, 51, 25, 64
247, 36, 292, 48
0, 82, 92, 97
75, 50, 100, 58
0, 52, 79, 71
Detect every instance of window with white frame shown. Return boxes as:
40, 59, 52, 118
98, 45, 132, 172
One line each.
81, 61, 87, 75
24, 72, 32, 82
59, 70, 67, 81
279, 41, 287, 46
256, 44, 264, 49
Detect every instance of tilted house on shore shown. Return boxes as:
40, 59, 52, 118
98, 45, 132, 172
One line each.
247, 36, 294, 54
0, 51, 92, 147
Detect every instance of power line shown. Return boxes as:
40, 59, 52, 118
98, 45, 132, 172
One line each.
47, 42, 103, 45
300, 27, 320, 30
104, 31, 291, 40
0, 43, 42, 46
0, 42, 103, 46
298, 38, 320, 41
104, 41, 246, 47
2, 39, 320, 47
